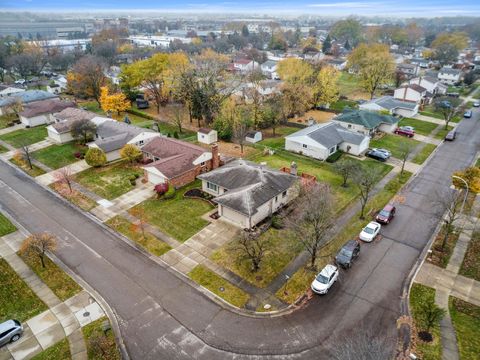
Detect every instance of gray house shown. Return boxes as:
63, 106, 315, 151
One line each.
0, 90, 58, 115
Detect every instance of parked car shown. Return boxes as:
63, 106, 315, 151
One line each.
376, 204, 396, 224
394, 127, 415, 138
0, 320, 23, 347
371, 148, 391, 158
14, 79, 26, 85
359, 221, 382, 242
335, 240, 361, 269
445, 129, 457, 141
473, 102, 480, 107
464, 110, 472, 118
366, 149, 389, 162
311, 264, 339, 294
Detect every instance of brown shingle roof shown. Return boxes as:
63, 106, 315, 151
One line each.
198, 127, 213, 134
20, 99, 76, 118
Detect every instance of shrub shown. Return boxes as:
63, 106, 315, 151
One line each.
271, 215, 284, 229
119, 144, 142, 164
127, 108, 154, 120
163, 184, 176, 199
326, 150, 343, 163
173, 131, 179, 139
84, 148, 107, 167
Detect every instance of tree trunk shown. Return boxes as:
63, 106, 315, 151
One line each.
359, 201, 366, 219
240, 143, 244, 155
272, 126, 276, 136
441, 224, 450, 250
39, 254, 45, 268
310, 252, 316, 269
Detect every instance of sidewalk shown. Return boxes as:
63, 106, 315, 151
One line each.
1, 139, 54, 160
35, 160, 91, 186
0, 123, 25, 136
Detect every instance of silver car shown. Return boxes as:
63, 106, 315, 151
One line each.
0, 320, 23, 347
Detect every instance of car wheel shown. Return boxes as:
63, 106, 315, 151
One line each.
11, 334, 20, 342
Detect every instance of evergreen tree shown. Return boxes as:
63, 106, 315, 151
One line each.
322, 34, 332, 54
241, 25, 249, 37
344, 39, 351, 50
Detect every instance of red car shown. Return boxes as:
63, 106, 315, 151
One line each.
394, 127, 415, 138
376, 204, 396, 224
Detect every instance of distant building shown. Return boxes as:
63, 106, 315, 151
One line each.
438, 67, 462, 85
359, 96, 419, 118
397, 63, 420, 78
332, 108, 400, 136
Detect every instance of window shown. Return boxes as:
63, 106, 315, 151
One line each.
139, 140, 144, 145
348, 124, 352, 129
282, 191, 287, 198
207, 182, 218, 192
200, 162, 206, 167
0, 328, 14, 338
302, 144, 307, 149
329, 146, 337, 155
275, 196, 278, 202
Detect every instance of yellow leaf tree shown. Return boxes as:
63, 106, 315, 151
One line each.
100, 86, 130, 115
277, 58, 314, 85
453, 167, 480, 194
314, 66, 340, 108
120, 144, 142, 164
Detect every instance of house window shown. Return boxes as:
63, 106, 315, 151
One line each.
329, 146, 337, 155
348, 124, 352, 129
275, 196, 278, 202
200, 162, 206, 167
302, 144, 307, 149
282, 191, 287, 198
139, 140, 144, 145
207, 182, 218, 192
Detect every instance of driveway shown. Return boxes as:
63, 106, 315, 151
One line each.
0, 108, 479, 359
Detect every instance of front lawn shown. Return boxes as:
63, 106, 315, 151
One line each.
0, 144, 8, 153
420, 105, 461, 123
32, 142, 85, 169
259, 126, 299, 149
131, 182, 214, 242
460, 231, 480, 281
410, 283, 442, 360
10, 157, 46, 177
398, 118, 438, 136
189, 265, 250, 308
411, 143, 437, 165
106, 216, 171, 256
0, 258, 48, 323
449, 297, 480, 360
50, 182, 97, 211
370, 134, 422, 159
211, 227, 304, 288
434, 125, 454, 140
18, 250, 82, 301
74, 162, 142, 200
31, 338, 71, 360
0, 212, 16, 236
0, 125, 47, 147
82, 317, 120, 360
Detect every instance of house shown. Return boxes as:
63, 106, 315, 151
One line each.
326, 58, 348, 71
0, 90, 58, 115
303, 51, 324, 63
0, 85, 25, 98
245, 131, 262, 143
332, 109, 399, 136
260, 60, 279, 79
198, 160, 298, 229
19, 99, 76, 127
256, 80, 282, 97
409, 76, 447, 95
142, 138, 219, 188
410, 58, 430, 68
88, 120, 159, 162
359, 96, 419, 118
232, 59, 260, 73
285, 122, 370, 160
47, 107, 97, 144
438, 67, 462, 85
396, 63, 420, 78
197, 128, 218, 145
394, 84, 430, 105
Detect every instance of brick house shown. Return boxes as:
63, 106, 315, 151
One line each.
142, 137, 220, 188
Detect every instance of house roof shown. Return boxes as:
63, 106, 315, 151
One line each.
439, 67, 461, 75
326, 58, 347, 65
20, 99, 76, 118
234, 59, 252, 65
372, 96, 418, 111
404, 84, 427, 93
197, 160, 297, 216
286, 122, 367, 148
143, 137, 209, 179
94, 121, 152, 152
261, 60, 277, 68
50, 107, 98, 134
198, 127, 214, 135
0, 90, 57, 107
334, 108, 399, 129
397, 63, 417, 69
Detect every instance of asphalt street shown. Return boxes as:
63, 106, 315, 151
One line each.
0, 109, 478, 359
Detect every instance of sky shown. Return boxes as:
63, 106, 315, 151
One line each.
1, 0, 479, 17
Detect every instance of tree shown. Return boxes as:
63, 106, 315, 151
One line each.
170, 105, 185, 134
261, 96, 282, 136
322, 34, 332, 54
398, 141, 415, 175
418, 299, 446, 334
7, 42, 47, 78
406, 22, 423, 48
333, 158, 361, 187
19, 142, 33, 170
434, 43, 460, 65
288, 183, 334, 269
432, 188, 464, 250
241, 24, 249, 37
236, 230, 266, 272
314, 66, 340, 108
5, 98, 24, 117
232, 107, 251, 155
67, 56, 107, 105
277, 58, 314, 86
432, 32, 469, 65
130, 207, 148, 241
20, 233, 57, 268
353, 166, 382, 219
347, 43, 395, 99
434, 97, 463, 129
330, 19, 362, 47
71, 119, 97, 145
99, 86, 130, 115
463, 71, 476, 86
54, 167, 74, 193
85, 147, 107, 167
120, 144, 142, 164
452, 167, 480, 194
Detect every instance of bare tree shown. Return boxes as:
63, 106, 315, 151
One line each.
287, 183, 334, 269
5, 98, 23, 117
434, 97, 464, 130
19, 142, 33, 170
170, 105, 185, 134
398, 141, 415, 175
333, 158, 361, 187
432, 188, 464, 250
236, 229, 266, 272
20, 233, 57, 268
353, 166, 382, 219
232, 115, 250, 155
54, 167, 74, 193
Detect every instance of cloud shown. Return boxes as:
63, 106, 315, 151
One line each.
308, 1, 383, 8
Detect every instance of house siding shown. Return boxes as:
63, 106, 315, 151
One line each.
285, 138, 330, 160
20, 114, 52, 127
47, 128, 73, 144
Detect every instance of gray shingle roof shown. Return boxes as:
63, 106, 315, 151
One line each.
0, 90, 57, 107
439, 67, 461, 75
334, 108, 399, 129
94, 121, 153, 152
373, 96, 418, 111
286, 122, 367, 148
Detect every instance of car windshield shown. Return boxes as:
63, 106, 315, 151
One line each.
316, 274, 329, 284
340, 248, 352, 257
379, 210, 390, 217
363, 226, 375, 234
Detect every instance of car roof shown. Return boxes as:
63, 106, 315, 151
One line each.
344, 240, 358, 249
320, 264, 337, 277
383, 204, 394, 211
0, 320, 16, 333
366, 221, 380, 227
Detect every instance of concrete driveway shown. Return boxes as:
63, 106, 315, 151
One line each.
0, 108, 479, 359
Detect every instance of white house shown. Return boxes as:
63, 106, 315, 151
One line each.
285, 122, 370, 160
19, 99, 76, 127
438, 67, 462, 85
0, 85, 25, 98
410, 58, 430, 68
256, 80, 282, 96
332, 109, 399, 136
245, 131, 262, 143
47, 108, 97, 144
409, 76, 447, 95
394, 84, 429, 105
197, 128, 218, 145
233, 59, 260, 73
396, 63, 420, 78
197, 160, 298, 229
359, 96, 419, 118
260, 60, 279, 79
326, 58, 348, 71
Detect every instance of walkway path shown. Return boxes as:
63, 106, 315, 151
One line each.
414, 114, 451, 125
36, 160, 91, 186
0, 139, 54, 161
0, 123, 25, 136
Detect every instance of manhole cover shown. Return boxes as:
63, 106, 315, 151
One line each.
83, 311, 90, 317
219, 287, 225, 292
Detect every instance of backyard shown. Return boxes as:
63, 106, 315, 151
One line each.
74, 161, 143, 200
0, 125, 47, 147
337, 72, 369, 100
258, 125, 299, 149
131, 181, 214, 242
32, 142, 86, 169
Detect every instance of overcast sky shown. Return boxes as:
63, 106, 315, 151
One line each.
1, 0, 479, 17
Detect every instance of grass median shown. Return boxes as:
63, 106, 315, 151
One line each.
0, 212, 16, 236
83, 317, 120, 360
31, 338, 71, 360
449, 297, 480, 360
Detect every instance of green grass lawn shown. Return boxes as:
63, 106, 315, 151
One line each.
18, 251, 82, 301
189, 265, 249, 308
329, 99, 358, 112
249, 150, 392, 214
10, 158, 46, 177
420, 105, 461, 123
31, 338, 71, 360
410, 283, 442, 360
411, 143, 437, 165
460, 231, 480, 281
0, 125, 47, 148
0, 212, 16, 236
0, 144, 8, 153
434, 125, 454, 140
0, 258, 48, 323
337, 72, 368, 99
82, 317, 120, 360
131, 181, 214, 242
74, 162, 142, 200
259, 126, 299, 149
370, 134, 422, 159
449, 297, 480, 360
32, 142, 85, 169
398, 118, 439, 136
106, 216, 171, 256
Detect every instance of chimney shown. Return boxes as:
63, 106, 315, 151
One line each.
290, 161, 298, 176
211, 143, 219, 169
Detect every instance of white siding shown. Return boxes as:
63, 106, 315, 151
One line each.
332, 120, 372, 136
285, 138, 329, 160
20, 114, 49, 127
197, 131, 217, 144
378, 123, 397, 133
145, 170, 167, 185
47, 127, 73, 144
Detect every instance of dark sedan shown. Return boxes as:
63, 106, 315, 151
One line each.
365, 149, 389, 162
335, 240, 361, 269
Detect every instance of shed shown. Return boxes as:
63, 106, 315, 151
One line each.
197, 128, 218, 145
245, 131, 262, 143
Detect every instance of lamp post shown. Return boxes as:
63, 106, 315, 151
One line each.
283, 274, 290, 295
452, 175, 469, 214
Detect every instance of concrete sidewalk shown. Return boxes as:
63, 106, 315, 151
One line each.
414, 114, 453, 125
0, 123, 25, 136
0, 139, 53, 160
